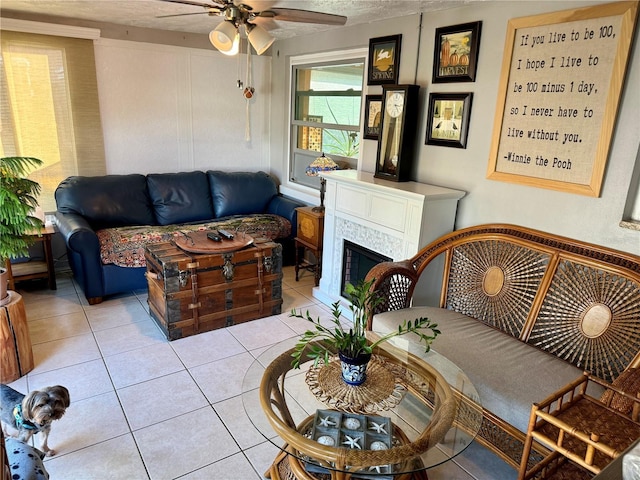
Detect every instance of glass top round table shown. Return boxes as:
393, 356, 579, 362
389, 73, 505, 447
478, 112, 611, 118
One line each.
241, 334, 482, 479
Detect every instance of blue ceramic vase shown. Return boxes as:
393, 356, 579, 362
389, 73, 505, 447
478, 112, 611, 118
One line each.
338, 351, 371, 386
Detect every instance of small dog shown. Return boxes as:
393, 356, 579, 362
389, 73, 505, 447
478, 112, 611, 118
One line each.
0, 384, 70, 456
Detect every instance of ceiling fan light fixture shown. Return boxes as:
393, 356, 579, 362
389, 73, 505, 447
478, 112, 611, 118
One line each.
210, 20, 239, 54
247, 23, 275, 55
225, 31, 240, 55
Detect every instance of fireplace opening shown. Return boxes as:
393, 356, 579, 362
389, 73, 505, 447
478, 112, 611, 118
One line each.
341, 240, 392, 298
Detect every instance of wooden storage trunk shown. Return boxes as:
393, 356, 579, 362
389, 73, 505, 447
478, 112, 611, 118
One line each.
145, 241, 283, 340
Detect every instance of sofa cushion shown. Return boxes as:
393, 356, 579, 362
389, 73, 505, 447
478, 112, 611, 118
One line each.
55, 175, 155, 229
207, 171, 277, 218
147, 171, 214, 225
372, 306, 602, 434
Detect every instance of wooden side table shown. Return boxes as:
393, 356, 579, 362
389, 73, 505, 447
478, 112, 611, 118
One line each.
518, 373, 640, 480
0, 291, 34, 383
294, 206, 324, 286
6, 225, 56, 290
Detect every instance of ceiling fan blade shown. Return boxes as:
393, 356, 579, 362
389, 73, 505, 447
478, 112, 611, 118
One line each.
258, 8, 347, 26
156, 0, 226, 9
157, 12, 216, 18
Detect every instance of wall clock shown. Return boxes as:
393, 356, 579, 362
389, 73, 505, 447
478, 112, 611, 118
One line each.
374, 84, 420, 182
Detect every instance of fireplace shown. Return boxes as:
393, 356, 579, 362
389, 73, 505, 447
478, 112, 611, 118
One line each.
341, 240, 391, 297
314, 170, 464, 311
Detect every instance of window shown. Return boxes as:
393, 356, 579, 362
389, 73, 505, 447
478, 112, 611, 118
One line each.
0, 29, 106, 212
290, 52, 365, 189
621, 144, 640, 229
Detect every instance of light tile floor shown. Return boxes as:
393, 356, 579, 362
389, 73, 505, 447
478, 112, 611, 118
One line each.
7, 267, 516, 480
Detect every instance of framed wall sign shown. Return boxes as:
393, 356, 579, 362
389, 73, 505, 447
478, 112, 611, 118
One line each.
375, 84, 420, 182
363, 95, 382, 140
487, 2, 638, 197
367, 35, 402, 85
432, 21, 482, 83
425, 92, 473, 149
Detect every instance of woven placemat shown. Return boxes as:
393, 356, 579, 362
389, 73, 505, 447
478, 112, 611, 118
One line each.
305, 355, 407, 414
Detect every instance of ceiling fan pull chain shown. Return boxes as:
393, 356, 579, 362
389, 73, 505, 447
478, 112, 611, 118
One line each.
237, 49, 243, 89
244, 39, 254, 141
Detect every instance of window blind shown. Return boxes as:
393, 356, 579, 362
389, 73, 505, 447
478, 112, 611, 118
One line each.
1, 30, 106, 212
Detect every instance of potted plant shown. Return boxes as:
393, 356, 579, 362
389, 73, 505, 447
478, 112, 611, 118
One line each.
290, 278, 440, 385
0, 156, 43, 304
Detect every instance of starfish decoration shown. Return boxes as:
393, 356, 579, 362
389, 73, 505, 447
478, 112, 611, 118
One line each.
369, 421, 387, 434
318, 416, 337, 427
342, 435, 362, 449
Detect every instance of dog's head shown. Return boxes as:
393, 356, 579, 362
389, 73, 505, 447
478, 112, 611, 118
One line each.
22, 386, 70, 428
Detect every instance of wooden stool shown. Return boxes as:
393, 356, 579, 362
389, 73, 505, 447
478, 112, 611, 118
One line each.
0, 291, 34, 383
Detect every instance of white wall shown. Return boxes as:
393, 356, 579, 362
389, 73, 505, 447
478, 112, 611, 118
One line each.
269, 1, 640, 256
94, 38, 271, 175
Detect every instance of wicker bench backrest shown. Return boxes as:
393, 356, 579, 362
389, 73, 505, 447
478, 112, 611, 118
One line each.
369, 224, 640, 384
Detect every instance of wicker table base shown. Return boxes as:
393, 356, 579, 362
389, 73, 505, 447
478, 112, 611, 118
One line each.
266, 445, 429, 480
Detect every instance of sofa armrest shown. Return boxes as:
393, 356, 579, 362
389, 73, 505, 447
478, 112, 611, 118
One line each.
55, 212, 99, 250
364, 260, 418, 329
266, 195, 305, 239
54, 212, 105, 300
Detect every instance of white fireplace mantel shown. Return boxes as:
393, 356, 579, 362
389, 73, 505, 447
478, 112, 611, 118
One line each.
314, 170, 465, 310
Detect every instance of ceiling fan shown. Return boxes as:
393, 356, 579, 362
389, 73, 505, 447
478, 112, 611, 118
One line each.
156, 0, 347, 55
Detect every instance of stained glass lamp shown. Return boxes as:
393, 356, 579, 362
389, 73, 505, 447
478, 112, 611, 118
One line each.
306, 153, 338, 212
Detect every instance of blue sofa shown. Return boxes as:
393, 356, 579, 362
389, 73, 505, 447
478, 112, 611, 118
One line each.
54, 170, 303, 304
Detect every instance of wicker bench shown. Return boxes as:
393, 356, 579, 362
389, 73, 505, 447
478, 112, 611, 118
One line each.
364, 224, 640, 470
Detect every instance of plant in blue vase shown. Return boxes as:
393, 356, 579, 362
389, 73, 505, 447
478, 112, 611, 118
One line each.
290, 278, 440, 385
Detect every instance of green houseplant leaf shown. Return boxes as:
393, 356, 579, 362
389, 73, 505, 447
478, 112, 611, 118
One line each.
290, 278, 440, 369
0, 157, 44, 264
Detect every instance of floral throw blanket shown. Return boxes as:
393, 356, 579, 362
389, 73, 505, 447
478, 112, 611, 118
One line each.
96, 214, 291, 268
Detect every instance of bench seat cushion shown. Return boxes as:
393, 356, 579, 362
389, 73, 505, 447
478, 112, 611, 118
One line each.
96, 214, 291, 268
372, 306, 603, 433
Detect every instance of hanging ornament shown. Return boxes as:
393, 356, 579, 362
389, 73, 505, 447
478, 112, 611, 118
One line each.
244, 39, 254, 99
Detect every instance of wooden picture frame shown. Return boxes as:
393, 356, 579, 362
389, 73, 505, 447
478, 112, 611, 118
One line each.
425, 93, 473, 149
432, 21, 482, 83
367, 35, 402, 85
363, 95, 382, 140
487, 2, 638, 197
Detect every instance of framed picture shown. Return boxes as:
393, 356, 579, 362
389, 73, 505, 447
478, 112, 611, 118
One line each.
487, 2, 637, 197
425, 92, 473, 149
367, 35, 402, 85
363, 95, 382, 140
432, 21, 482, 83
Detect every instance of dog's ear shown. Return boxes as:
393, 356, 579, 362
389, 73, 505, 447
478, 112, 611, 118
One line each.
48, 386, 70, 408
